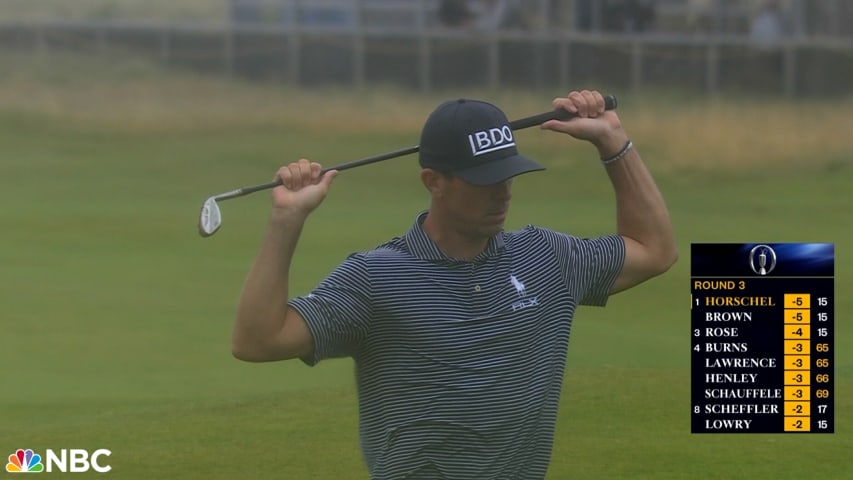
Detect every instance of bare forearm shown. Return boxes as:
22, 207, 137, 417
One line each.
604, 144, 677, 268
232, 213, 306, 356
609, 150, 670, 234
542, 90, 677, 292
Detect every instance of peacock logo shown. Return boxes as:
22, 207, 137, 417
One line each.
6, 448, 44, 473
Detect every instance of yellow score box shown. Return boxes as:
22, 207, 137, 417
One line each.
784, 355, 810, 370
785, 386, 811, 401
784, 340, 810, 355
784, 417, 811, 432
784, 294, 811, 309
784, 309, 810, 324
784, 370, 811, 386
784, 324, 811, 339
785, 401, 810, 416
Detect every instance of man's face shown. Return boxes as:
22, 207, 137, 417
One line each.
440, 175, 513, 239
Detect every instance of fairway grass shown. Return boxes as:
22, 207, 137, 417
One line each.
1, 56, 851, 479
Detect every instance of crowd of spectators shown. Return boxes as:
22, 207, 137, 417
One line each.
438, 0, 848, 40
226, 0, 851, 40
437, 0, 656, 33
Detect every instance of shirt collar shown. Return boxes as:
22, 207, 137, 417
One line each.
404, 211, 505, 262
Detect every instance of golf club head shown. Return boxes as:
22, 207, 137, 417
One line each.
198, 197, 222, 237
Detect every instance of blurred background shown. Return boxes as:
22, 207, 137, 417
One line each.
1, 0, 851, 96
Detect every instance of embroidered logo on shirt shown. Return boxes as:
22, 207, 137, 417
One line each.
510, 275, 526, 297
509, 274, 538, 311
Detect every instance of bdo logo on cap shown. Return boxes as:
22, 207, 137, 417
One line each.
468, 125, 515, 157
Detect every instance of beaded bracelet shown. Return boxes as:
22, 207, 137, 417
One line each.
601, 140, 633, 165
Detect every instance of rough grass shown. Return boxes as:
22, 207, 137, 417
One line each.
1, 51, 850, 172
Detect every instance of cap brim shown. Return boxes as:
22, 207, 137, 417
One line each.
454, 154, 545, 186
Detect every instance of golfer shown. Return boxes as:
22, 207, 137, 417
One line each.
232, 90, 677, 479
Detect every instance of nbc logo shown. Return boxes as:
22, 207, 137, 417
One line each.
6, 448, 111, 473
6, 449, 43, 473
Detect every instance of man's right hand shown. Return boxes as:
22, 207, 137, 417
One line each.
271, 159, 338, 218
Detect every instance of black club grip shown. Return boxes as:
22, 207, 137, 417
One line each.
509, 94, 618, 131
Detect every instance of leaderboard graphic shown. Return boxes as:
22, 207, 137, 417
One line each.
691, 243, 835, 433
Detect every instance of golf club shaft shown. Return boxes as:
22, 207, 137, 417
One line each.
215, 95, 617, 201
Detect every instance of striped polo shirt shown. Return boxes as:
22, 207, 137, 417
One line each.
289, 212, 625, 479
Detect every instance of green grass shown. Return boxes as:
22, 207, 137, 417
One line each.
1, 55, 852, 479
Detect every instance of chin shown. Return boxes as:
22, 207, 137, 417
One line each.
479, 222, 505, 237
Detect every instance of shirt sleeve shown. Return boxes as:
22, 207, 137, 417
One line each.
288, 252, 373, 366
538, 229, 626, 306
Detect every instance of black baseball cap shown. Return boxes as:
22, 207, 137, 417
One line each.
418, 99, 545, 185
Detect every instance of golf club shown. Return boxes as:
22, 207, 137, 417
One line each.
198, 94, 617, 237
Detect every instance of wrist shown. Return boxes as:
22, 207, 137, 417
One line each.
593, 131, 630, 159
600, 140, 633, 165
269, 206, 310, 226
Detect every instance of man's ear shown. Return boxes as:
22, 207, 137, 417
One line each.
421, 168, 444, 196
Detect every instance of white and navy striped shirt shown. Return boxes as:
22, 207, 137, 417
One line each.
289, 212, 625, 479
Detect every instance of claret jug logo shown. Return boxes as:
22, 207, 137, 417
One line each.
748, 244, 777, 275
6, 449, 44, 473
5, 448, 111, 473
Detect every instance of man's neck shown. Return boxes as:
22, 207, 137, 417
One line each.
421, 212, 489, 262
